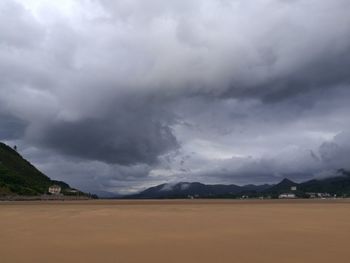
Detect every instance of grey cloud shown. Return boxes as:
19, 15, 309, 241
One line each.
0, 113, 27, 140
96, 0, 350, 101
182, 131, 350, 185
34, 117, 178, 165
25, 94, 179, 165
319, 132, 350, 171
0, 1, 44, 48
1, 0, 350, 193
22, 146, 153, 194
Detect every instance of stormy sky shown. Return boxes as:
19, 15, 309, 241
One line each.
1, 0, 350, 194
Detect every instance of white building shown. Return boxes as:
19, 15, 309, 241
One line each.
278, 193, 296, 199
48, 185, 61, 195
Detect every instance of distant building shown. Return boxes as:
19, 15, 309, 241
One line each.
48, 185, 61, 195
291, 186, 297, 191
278, 193, 296, 199
316, 192, 331, 198
306, 192, 331, 199
306, 192, 317, 198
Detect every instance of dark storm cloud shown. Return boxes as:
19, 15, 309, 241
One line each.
225, 47, 350, 103
1, 0, 350, 192
29, 97, 179, 165
84, 0, 350, 104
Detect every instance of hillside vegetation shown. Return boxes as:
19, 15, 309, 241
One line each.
0, 142, 72, 196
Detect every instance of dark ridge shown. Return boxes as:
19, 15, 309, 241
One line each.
0, 142, 85, 196
124, 171, 350, 199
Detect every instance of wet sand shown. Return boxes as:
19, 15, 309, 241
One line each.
1, 199, 350, 263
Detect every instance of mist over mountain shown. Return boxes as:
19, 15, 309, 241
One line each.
127, 170, 350, 199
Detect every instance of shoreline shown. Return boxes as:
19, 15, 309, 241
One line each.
1, 198, 350, 205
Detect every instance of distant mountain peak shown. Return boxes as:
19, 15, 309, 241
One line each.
278, 178, 297, 186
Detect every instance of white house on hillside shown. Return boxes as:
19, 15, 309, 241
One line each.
48, 185, 61, 195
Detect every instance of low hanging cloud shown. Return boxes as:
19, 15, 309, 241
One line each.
1, 0, 350, 192
319, 132, 350, 171
167, 131, 350, 186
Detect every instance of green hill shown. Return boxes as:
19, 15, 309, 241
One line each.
0, 142, 76, 196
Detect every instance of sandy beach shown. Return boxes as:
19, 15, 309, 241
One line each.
1, 199, 349, 263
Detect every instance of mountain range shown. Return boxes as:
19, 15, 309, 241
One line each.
2, 141, 350, 199
126, 170, 350, 199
